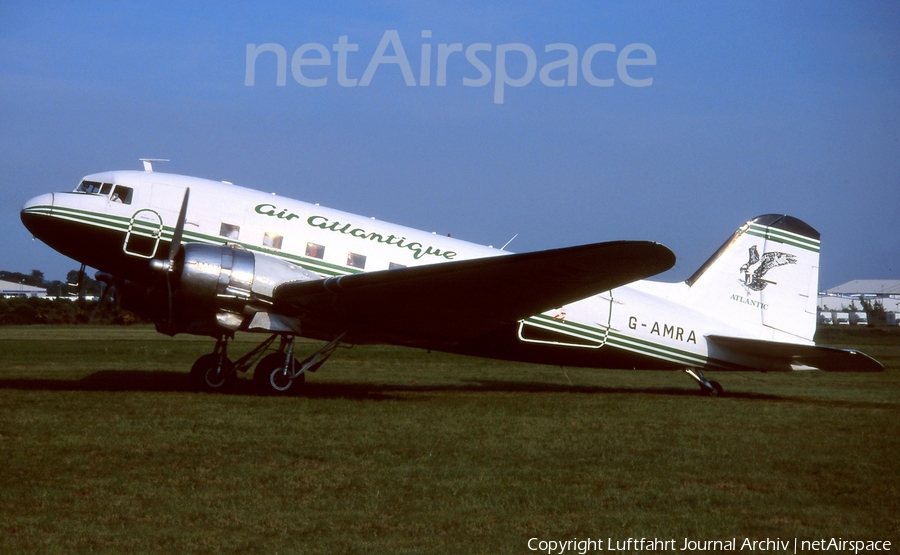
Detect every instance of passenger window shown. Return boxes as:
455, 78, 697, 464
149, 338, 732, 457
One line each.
110, 185, 133, 204
263, 232, 283, 249
220, 223, 240, 240
389, 262, 406, 270
306, 242, 324, 259
347, 253, 366, 269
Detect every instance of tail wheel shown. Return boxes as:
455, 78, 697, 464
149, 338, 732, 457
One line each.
702, 380, 724, 397
190, 353, 236, 393
254, 352, 305, 396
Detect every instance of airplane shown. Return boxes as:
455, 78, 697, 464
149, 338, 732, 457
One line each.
20, 160, 882, 397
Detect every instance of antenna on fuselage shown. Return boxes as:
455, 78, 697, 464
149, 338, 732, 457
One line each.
139, 158, 170, 172
500, 234, 518, 251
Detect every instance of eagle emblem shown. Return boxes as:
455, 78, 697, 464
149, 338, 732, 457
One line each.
739, 245, 797, 291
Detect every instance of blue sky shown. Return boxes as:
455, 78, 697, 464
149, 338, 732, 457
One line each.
2, 1, 898, 288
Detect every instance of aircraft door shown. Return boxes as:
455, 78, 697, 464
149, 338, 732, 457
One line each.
517, 291, 614, 349
121, 182, 191, 259
123, 209, 163, 259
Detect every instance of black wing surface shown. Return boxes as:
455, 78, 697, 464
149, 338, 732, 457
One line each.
273, 241, 675, 343
707, 335, 884, 372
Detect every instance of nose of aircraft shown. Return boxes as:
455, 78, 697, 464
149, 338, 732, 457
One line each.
20, 193, 54, 235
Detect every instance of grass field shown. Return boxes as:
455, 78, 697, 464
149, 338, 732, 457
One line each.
0, 325, 897, 554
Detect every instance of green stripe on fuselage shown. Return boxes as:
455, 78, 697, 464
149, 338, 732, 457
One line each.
27, 205, 358, 278
523, 315, 708, 367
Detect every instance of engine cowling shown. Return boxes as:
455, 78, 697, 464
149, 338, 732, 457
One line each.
159, 243, 319, 336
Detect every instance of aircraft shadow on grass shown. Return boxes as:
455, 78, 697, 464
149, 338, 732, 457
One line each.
0, 370, 785, 401
1, 372, 889, 408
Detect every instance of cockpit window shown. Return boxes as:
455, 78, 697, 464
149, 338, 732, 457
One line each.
76, 181, 126, 203
110, 185, 133, 205
76, 180, 103, 194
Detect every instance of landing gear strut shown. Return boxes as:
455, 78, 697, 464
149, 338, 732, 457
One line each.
190, 337, 236, 392
190, 332, 347, 395
253, 332, 346, 396
684, 368, 724, 397
189, 334, 278, 393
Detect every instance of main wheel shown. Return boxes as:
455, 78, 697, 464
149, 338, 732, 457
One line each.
190, 354, 236, 393
254, 353, 305, 396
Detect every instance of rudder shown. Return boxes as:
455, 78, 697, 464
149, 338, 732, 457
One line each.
685, 215, 820, 342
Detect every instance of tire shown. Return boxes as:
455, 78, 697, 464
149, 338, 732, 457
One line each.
701, 380, 724, 397
254, 353, 305, 396
190, 353, 236, 393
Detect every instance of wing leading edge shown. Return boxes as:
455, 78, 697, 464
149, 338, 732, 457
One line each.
273, 241, 675, 343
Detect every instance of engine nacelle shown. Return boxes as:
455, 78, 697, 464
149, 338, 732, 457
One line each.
158, 244, 319, 336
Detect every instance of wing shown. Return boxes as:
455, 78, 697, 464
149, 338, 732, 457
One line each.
707, 335, 883, 372
273, 241, 675, 344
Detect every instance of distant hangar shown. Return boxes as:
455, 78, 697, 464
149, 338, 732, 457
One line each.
818, 279, 900, 314
0, 279, 47, 299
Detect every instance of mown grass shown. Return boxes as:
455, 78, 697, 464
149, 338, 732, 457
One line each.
0, 325, 897, 554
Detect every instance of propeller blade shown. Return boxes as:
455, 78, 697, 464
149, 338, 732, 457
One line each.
90, 282, 113, 323
167, 267, 174, 329
168, 187, 190, 263
76, 264, 85, 299
162, 187, 189, 328
151, 187, 190, 274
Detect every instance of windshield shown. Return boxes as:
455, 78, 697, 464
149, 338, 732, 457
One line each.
75, 180, 133, 204
76, 180, 108, 194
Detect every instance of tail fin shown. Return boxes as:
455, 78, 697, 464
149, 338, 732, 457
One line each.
685, 215, 820, 342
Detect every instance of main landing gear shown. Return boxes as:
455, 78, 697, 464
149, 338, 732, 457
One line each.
189, 332, 347, 396
684, 368, 724, 397
189, 338, 237, 392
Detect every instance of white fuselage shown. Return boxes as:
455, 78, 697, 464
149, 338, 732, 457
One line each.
22, 170, 817, 372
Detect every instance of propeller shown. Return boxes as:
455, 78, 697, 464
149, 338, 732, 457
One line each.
150, 187, 190, 273
149, 188, 190, 330
75, 264, 86, 299
168, 187, 190, 263
90, 272, 118, 323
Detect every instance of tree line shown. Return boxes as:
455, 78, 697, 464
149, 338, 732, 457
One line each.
1, 269, 103, 298
0, 269, 141, 325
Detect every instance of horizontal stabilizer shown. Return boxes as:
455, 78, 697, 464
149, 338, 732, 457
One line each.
708, 335, 883, 372
274, 241, 675, 342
